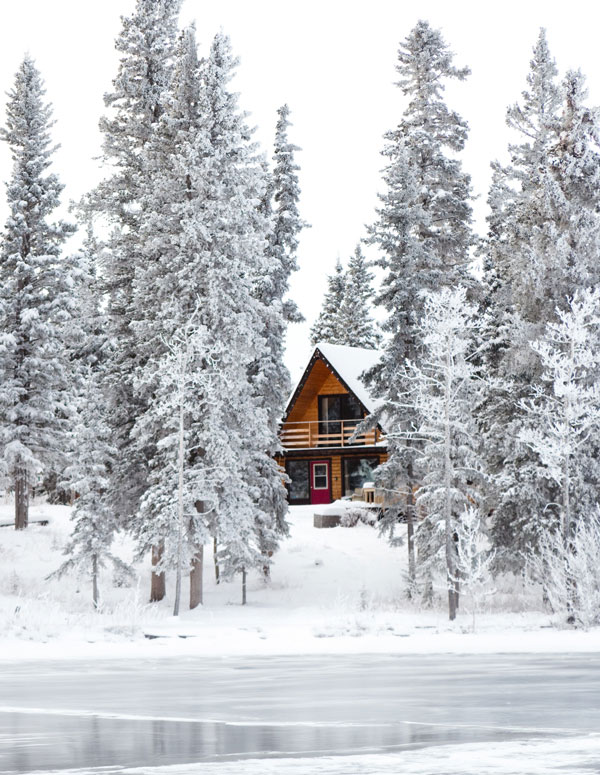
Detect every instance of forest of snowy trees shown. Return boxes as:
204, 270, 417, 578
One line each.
0, 0, 305, 612
1, 2, 600, 628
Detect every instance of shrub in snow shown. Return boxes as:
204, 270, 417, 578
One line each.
340, 506, 377, 528
451, 507, 496, 631
526, 509, 600, 629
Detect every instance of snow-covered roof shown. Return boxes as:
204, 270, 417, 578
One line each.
285, 342, 383, 418
315, 343, 382, 413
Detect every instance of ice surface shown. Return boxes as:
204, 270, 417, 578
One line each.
1, 654, 599, 774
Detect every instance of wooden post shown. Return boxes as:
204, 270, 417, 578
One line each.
150, 542, 166, 602
242, 567, 247, 605
14, 468, 28, 530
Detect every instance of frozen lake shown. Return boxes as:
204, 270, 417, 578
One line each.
1, 653, 599, 774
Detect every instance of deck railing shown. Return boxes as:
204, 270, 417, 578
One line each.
280, 420, 382, 449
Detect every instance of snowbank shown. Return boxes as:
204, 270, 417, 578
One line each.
1, 501, 599, 661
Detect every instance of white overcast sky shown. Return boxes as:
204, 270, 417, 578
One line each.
0, 0, 598, 379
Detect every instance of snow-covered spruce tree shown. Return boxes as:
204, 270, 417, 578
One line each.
128, 25, 203, 605
92, 0, 182, 600
309, 258, 346, 344
363, 21, 473, 593
247, 104, 308, 574
391, 287, 482, 620
51, 367, 129, 608
0, 56, 76, 530
266, 104, 307, 325
480, 32, 600, 565
520, 290, 600, 553
196, 32, 282, 600
337, 246, 381, 349
133, 314, 214, 616
133, 31, 276, 605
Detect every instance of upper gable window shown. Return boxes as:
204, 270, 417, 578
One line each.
318, 394, 363, 436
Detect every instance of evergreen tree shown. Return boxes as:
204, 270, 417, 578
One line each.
364, 21, 473, 593
134, 314, 213, 616
267, 104, 307, 324
248, 104, 308, 574
92, 0, 182, 581
520, 290, 600, 549
386, 287, 482, 619
132, 31, 279, 605
52, 367, 129, 608
310, 258, 346, 344
337, 246, 380, 349
480, 31, 600, 565
0, 56, 76, 529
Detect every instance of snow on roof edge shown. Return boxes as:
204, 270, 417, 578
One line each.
285, 342, 383, 417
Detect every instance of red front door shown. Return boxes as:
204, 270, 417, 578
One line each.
310, 460, 331, 504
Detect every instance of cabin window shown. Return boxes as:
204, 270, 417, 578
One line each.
312, 463, 328, 490
286, 460, 310, 504
343, 457, 379, 497
318, 394, 363, 440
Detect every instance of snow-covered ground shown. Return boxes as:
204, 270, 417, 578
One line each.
80, 737, 600, 775
1, 500, 599, 660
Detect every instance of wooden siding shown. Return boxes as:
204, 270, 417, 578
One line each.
286, 359, 347, 424
331, 456, 342, 501
279, 452, 388, 504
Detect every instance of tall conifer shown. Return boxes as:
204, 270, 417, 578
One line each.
310, 258, 346, 345
364, 22, 473, 592
0, 57, 75, 529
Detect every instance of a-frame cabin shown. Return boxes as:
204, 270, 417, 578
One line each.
277, 343, 387, 505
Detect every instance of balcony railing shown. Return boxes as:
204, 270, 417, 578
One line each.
280, 420, 382, 449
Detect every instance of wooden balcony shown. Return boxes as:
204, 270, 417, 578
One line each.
280, 420, 383, 449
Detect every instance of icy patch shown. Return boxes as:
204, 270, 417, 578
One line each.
33, 734, 600, 774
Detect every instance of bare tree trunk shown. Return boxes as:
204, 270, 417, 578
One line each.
444, 353, 457, 622
150, 542, 166, 602
190, 545, 203, 609
406, 456, 416, 597
563, 451, 576, 621
189, 501, 205, 610
241, 567, 247, 605
213, 536, 220, 584
92, 554, 99, 609
14, 468, 28, 530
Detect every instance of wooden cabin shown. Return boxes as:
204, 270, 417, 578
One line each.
277, 343, 387, 505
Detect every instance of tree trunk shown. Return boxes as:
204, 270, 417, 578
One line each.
406, 457, 416, 597
92, 554, 99, 609
173, 371, 188, 618
241, 567, 247, 605
444, 352, 457, 621
190, 545, 203, 609
150, 542, 166, 602
14, 468, 28, 530
213, 536, 220, 584
189, 501, 205, 610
